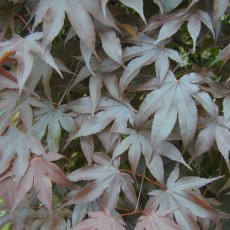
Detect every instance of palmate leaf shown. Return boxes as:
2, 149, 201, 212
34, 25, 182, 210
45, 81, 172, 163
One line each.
71, 57, 120, 115
0, 90, 44, 130
135, 71, 214, 149
73, 210, 126, 230
67, 152, 137, 211
112, 128, 190, 180
135, 207, 180, 230
33, 0, 117, 53
0, 127, 44, 180
31, 100, 77, 152
70, 95, 135, 138
146, 8, 215, 52
12, 154, 74, 213
120, 33, 183, 91
0, 33, 62, 93
194, 111, 230, 169
147, 165, 228, 230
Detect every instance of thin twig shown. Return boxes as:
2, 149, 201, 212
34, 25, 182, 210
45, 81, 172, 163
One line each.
14, 12, 32, 33
120, 169, 166, 190
58, 62, 80, 105
173, 31, 210, 73
134, 166, 146, 211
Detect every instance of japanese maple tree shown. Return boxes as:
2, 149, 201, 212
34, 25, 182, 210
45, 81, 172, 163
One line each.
0, 0, 230, 229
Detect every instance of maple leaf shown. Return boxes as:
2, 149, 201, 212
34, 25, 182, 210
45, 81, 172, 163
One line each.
0, 32, 62, 92
120, 33, 183, 91
12, 153, 74, 213
25, 207, 71, 230
0, 90, 44, 131
27, 55, 72, 100
194, 109, 230, 169
67, 152, 137, 211
135, 71, 214, 149
71, 57, 121, 115
135, 208, 180, 230
0, 127, 44, 180
147, 165, 228, 229
71, 199, 101, 225
31, 99, 77, 152
112, 128, 190, 179
73, 210, 126, 230
145, 8, 215, 52
33, 0, 117, 53
70, 95, 135, 139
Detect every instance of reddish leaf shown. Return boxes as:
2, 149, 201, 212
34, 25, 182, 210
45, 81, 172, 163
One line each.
147, 165, 228, 229
135, 72, 211, 149
0, 127, 44, 179
67, 152, 137, 211
33, 0, 117, 53
135, 209, 180, 230
12, 154, 73, 213
194, 112, 230, 169
0, 33, 62, 93
120, 34, 183, 90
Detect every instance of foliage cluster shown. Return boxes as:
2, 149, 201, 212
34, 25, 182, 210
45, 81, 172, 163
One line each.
0, 0, 230, 229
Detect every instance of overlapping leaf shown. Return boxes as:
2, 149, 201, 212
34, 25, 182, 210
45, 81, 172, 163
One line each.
147, 165, 228, 230
146, 8, 215, 52
112, 128, 190, 180
67, 152, 137, 211
70, 57, 120, 115
0, 33, 62, 92
71, 96, 135, 138
136, 71, 213, 149
120, 33, 183, 91
135, 207, 179, 230
12, 154, 73, 213
31, 100, 77, 152
73, 210, 126, 230
0, 127, 44, 180
33, 0, 117, 53
0, 90, 43, 131
194, 110, 230, 169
